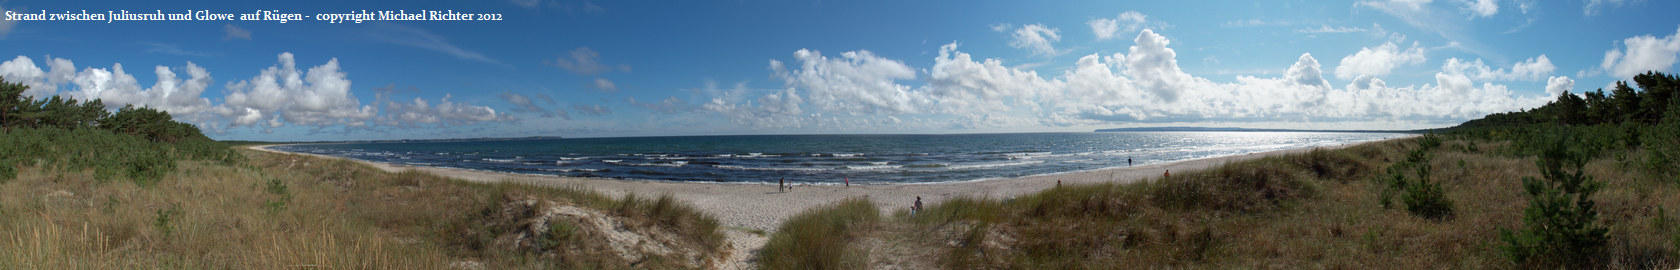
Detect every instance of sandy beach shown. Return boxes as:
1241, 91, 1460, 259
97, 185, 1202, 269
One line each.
248, 136, 1406, 267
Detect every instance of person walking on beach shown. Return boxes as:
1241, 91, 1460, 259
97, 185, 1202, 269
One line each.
779, 177, 785, 192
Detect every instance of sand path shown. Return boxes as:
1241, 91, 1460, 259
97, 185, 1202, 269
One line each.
247, 136, 1406, 269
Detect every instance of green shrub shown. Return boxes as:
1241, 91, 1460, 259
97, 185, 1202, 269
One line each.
1400, 164, 1453, 220
1500, 129, 1609, 267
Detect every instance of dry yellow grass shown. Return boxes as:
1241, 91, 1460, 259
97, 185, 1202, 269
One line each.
882, 138, 1680, 269
0, 147, 724, 269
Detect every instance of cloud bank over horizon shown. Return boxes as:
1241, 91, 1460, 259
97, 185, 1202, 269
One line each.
2, 1, 1678, 140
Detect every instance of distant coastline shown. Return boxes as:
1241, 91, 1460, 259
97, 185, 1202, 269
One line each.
222, 136, 564, 146
1094, 127, 1424, 133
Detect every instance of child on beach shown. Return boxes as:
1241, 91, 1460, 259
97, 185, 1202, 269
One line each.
913, 196, 923, 216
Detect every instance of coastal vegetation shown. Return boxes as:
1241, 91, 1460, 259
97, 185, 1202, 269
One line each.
760, 71, 1680, 269
0, 76, 728, 268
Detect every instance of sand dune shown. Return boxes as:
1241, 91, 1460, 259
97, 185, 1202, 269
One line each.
249, 136, 1406, 267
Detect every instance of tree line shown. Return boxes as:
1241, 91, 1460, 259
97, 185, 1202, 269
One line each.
2, 77, 209, 143
1, 76, 241, 182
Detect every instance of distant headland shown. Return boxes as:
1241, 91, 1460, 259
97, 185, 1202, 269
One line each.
1094, 126, 1424, 133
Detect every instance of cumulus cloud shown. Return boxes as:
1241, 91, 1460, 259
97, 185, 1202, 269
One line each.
770, 49, 925, 115
222, 24, 251, 41
926, 42, 1062, 114
1441, 55, 1556, 81
1546, 76, 1575, 97
699, 28, 1551, 132
1001, 24, 1061, 56
548, 47, 630, 76
3, 55, 217, 122
1600, 26, 1680, 79
5, 53, 516, 134
214, 53, 378, 132
0, 55, 63, 98
1089, 11, 1157, 40
1123, 29, 1201, 103
378, 94, 515, 128
1334, 41, 1428, 80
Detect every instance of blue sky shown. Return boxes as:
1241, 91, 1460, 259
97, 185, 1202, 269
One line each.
2, 0, 1678, 140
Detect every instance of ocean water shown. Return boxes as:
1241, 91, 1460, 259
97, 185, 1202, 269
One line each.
270, 132, 1407, 185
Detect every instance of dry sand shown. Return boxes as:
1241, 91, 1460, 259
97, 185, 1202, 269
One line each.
248, 135, 1408, 268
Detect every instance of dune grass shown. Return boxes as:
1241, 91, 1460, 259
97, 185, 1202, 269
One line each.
862, 136, 1680, 269
0, 147, 726, 269
757, 197, 879, 270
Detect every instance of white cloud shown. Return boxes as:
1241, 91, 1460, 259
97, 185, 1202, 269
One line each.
572, 103, 612, 116
1334, 41, 1428, 80
927, 42, 1062, 114
0, 56, 58, 99
627, 95, 693, 115
592, 78, 619, 92
142, 42, 213, 57
1583, 0, 1637, 16
692, 29, 1552, 132
1458, 0, 1498, 17
510, 0, 540, 8
0, 4, 19, 38
1124, 29, 1199, 103
1441, 55, 1555, 81
1546, 76, 1575, 97
770, 49, 925, 115
1005, 24, 1061, 56
548, 47, 631, 76
3, 55, 216, 121
1089, 11, 1156, 40
222, 24, 251, 41
1295, 24, 1368, 34
5, 53, 515, 134
498, 90, 561, 118
369, 23, 502, 65
1600, 26, 1680, 79
379, 94, 513, 128
214, 53, 381, 132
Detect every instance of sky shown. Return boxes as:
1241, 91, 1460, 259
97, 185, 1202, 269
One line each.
2, 0, 1679, 140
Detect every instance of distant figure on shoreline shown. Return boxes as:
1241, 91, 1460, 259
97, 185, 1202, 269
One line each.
913, 196, 923, 216
779, 177, 785, 192
1128, 158, 1132, 167
1164, 170, 1170, 178
844, 177, 850, 187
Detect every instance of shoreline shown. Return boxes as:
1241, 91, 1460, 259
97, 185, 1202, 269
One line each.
249, 136, 1410, 268
247, 136, 1410, 232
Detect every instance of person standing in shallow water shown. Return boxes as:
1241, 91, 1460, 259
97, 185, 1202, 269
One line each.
1128, 158, 1133, 167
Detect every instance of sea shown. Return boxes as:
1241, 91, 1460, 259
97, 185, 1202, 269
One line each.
270, 132, 1408, 185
